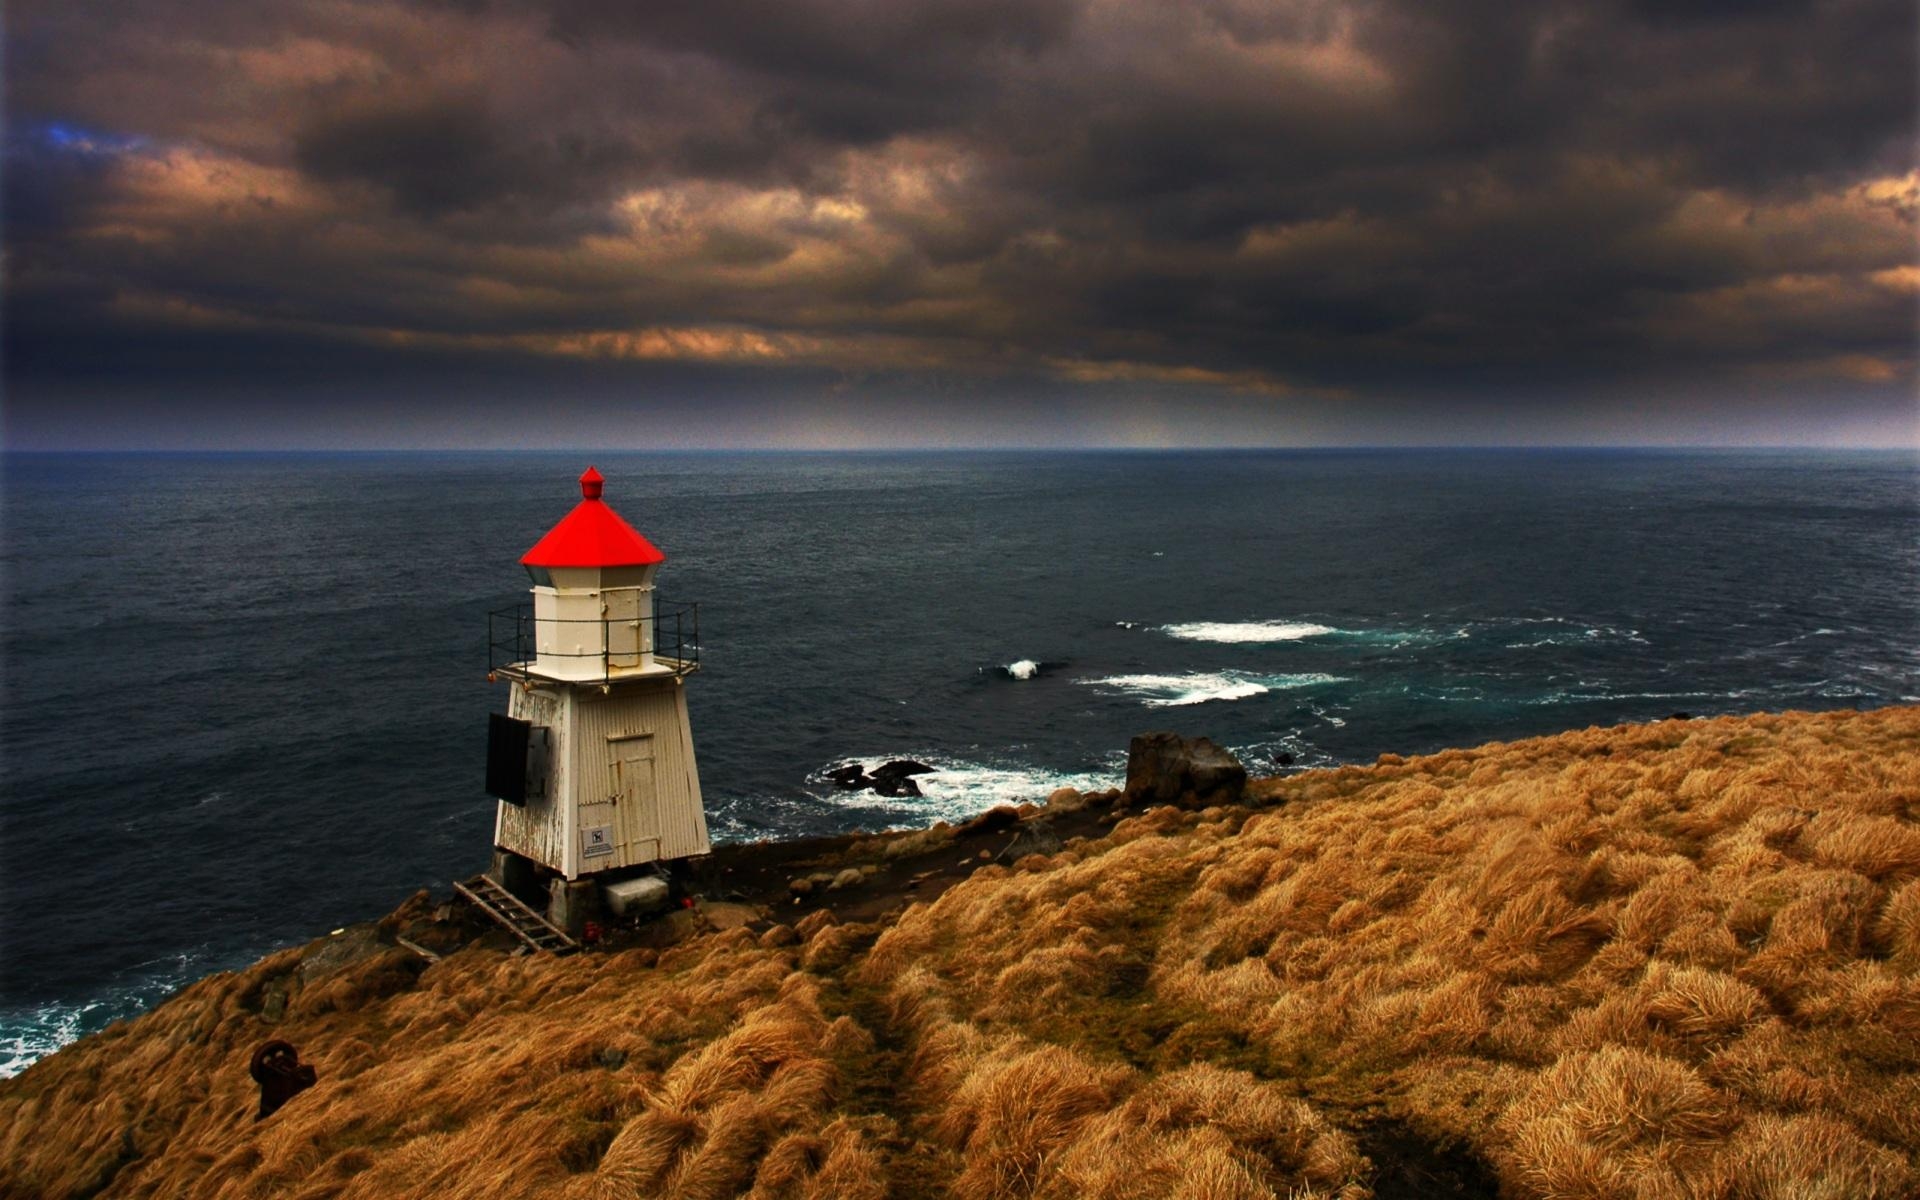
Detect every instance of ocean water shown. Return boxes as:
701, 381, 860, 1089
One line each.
2, 448, 1916, 1075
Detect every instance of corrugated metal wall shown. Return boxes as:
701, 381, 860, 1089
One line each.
573, 679, 710, 866
496, 685, 569, 870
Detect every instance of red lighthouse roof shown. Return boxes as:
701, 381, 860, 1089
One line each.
520, 467, 667, 568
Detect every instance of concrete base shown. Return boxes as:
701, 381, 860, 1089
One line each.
547, 877, 598, 937
491, 848, 546, 909
604, 874, 672, 918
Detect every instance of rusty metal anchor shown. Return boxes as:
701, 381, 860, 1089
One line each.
250, 1040, 317, 1120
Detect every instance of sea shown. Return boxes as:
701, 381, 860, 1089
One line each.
2, 449, 1916, 1076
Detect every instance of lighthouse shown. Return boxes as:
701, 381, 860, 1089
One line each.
484, 467, 709, 931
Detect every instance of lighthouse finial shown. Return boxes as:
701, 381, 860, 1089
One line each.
580, 466, 605, 500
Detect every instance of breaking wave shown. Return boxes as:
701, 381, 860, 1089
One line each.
801, 755, 1120, 826
1144, 619, 1453, 648
984, 659, 1068, 680
1, 951, 222, 1080
1148, 615, 1656, 652
1083, 671, 1346, 707
1157, 621, 1338, 643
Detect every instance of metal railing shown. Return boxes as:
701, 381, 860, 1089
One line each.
488, 600, 701, 681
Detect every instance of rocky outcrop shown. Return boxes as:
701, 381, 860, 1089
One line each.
828, 759, 935, 798
870, 761, 932, 797
955, 805, 1021, 838
1124, 732, 1246, 809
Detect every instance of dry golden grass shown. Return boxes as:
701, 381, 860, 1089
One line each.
0, 927, 888, 1200
4, 706, 1916, 1199
861, 707, 1920, 1198
880, 965, 1368, 1199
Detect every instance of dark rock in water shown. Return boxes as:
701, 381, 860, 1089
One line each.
1126, 732, 1247, 809
868, 760, 934, 796
828, 763, 870, 789
957, 805, 1021, 838
1667, 712, 1694, 721
871, 774, 923, 798
831, 759, 933, 797
1273, 751, 1296, 768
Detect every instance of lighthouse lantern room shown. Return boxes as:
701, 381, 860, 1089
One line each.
485, 468, 710, 925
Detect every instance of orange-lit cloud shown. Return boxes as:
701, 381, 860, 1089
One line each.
1044, 356, 1347, 399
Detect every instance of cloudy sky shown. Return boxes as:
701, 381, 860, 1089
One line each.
5, 0, 1916, 448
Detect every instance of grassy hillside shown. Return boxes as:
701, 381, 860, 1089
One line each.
4, 707, 1918, 1199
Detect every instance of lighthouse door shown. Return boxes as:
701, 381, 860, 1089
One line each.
608, 734, 661, 863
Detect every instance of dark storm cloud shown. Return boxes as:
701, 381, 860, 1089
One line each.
4, 0, 1915, 445
546, 0, 1077, 86
293, 93, 522, 217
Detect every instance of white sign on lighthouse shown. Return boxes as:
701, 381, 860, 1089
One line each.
486, 467, 710, 888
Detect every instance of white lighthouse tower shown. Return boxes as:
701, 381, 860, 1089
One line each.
484, 467, 709, 930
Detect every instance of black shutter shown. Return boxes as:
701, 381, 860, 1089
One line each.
487, 713, 531, 805
525, 726, 550, 799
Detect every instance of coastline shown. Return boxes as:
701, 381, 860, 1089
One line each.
5, 706, 1918, 1198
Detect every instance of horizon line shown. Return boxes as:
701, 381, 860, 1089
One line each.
3, 443, 1916, 456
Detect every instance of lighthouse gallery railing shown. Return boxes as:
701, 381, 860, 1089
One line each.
487, 599, 700, 681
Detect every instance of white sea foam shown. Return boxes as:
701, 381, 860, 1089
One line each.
1, 952, 214, 1079
0, 1001, 101, 1079
1103, 673, 1270, 705
1308, 704, 1348, 728
904, 761, 1119, 816
793, 755, 1122, 826
1817, 683, 1875, 700
1158, 621, 1338, 644
1006, 659, 1038, 680
1234, 736, 1346, 772
1084, 671, 1344, 707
